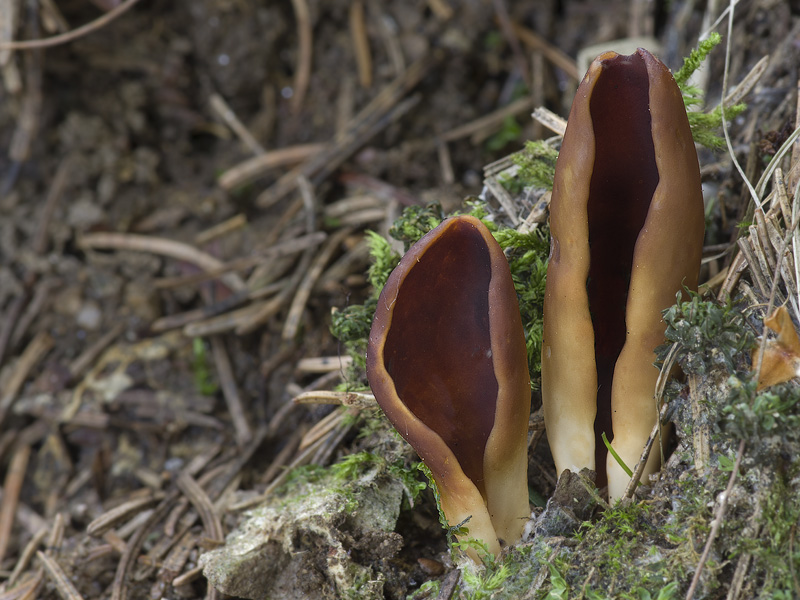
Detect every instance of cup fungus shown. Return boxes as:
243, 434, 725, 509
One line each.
367, 215, 531, 561
541, 48, 704, 501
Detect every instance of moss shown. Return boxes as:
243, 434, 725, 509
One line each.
459, 561, 515, 599
364, 230, 400, 292
509, 140, 559, 191
447, 542, 549, 599
330, 299, 376, 380
569, 502, 675, 594
416, 453, 740, 598
672, 33, 749, 150
406, 580, 440, 599
277, 463, 329, 496
388, 203, 446, 251
687, 102, 747, 151
341, 569, 385, 600
723, 378, 800, 441
657, 292, 755, 376
750, 474, 800, 597
493, 225, 549, 383
328, 451, 385, 481
328, 450, 427, 510
276, 439, 424, 517
673, 33, 721, 87
353, 409, 393, 441
550, 481, 707, 597
191, 337, 218, 395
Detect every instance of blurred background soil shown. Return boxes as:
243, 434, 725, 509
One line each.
0, 0, 798, 598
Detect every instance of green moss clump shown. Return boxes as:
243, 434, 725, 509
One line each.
749, 474, 800, 597
364, 231, 400, 292
567, 502, 680, 597
331, 299, 376, 377
278, 446, 425, 514
686, 103, 747, 150
406, 580, 440, 599
673, 32, 748, 150
673, 33, 721, 88
723, 378, 800, 442
493, 225, 549, 382
509, 140, 559, 191
657, 292, 755, 375
388, 203, 445, 251
191, 337, 219, 395
459, 560, 515, 599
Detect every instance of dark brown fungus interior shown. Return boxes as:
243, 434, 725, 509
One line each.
382, 220, 497, 497
586, 51, 659, 485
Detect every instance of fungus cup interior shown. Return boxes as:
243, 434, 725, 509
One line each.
382, 219, 497, 497
587, 51, 660, 484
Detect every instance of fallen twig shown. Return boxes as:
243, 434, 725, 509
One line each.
350, 1, 372, 88
440, 96, 534, 144
510, 22, 579, 80
37, 551, 85, 600
210, 336, 253, 447
0, 0, 143, 49
78, 232, 247, 292
209, 94, 264, 155
0, 445, 31, 564
289, 0, 312, 113
283, 228, 352, 341
217, 143, 324, 190
175, 473, 224, 544
292, 390, 374, 409
86, 493, 165, 538
0, 331, 54, 425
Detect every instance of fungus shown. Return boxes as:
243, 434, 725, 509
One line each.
541, 48, 705, 501
367, 215, 531, 561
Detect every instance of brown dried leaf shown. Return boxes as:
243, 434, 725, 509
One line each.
754, 306, 800, 390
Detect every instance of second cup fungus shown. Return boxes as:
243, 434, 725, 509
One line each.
367, 215, 531, 562
542, 48, 705, 501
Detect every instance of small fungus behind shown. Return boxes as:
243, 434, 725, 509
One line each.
541, 48, 705, 500
367, 215, 531, 561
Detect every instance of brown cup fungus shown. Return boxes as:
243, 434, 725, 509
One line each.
541, 48, 704, 501
367, 215, 531, 561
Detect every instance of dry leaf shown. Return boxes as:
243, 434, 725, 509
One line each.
754, 306, 800, 390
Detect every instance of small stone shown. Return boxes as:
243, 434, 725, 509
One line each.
76, 300, 102, 330
68, 196, 104, 229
